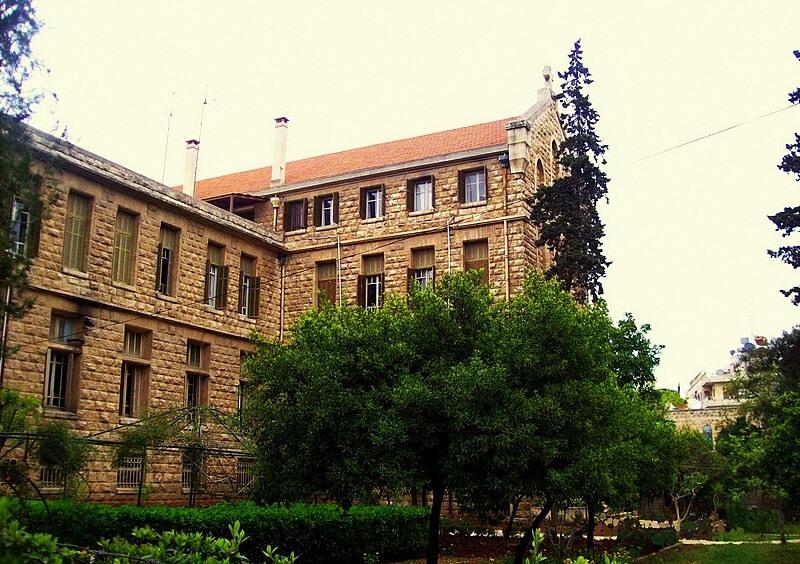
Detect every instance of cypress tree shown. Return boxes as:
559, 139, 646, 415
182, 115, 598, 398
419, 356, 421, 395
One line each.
768, 50, 800, 304
530, 39, 610, 303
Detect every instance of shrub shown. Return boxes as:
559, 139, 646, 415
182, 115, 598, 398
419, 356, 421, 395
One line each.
20, 499, 428, 563
616, 519, 678, 555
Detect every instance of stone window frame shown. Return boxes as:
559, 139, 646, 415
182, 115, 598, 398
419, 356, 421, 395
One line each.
458, 166, 488, 205
119, 326, 151, 419
283, 199, 308, 232
44, 312, 83, 413
204, 242, 229, 310
156, 224, 180, 296
406, 175, 435, 213
463, 239, 489, 285
357, 254, 384, 309
112, 208, 138, 285
62, 191, 93, 272
359, 185, 385, 220
316, 260, 337, 306
313, 193, 339, 227
238, 254, 260, 318
408, 246, 435, 291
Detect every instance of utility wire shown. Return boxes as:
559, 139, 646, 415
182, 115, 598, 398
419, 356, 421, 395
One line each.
611, 103, 798, 170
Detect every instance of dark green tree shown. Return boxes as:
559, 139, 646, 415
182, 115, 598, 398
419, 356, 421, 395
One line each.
529, 39, 610, 302
611, 313, 663, 402
0, 0, 49, 325
768, 49, 800, 304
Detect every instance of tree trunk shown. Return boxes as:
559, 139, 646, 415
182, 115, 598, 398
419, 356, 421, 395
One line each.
514, 496, 554, 564
585, 498, 595, 555
411, 485, 418, 507
426, 482, 445, 564
504, 496, 522, 538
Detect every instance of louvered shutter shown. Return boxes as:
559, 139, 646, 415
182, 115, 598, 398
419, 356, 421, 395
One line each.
313, 196, 321, 227
218, 265, 229, 309
251, 276, 261, 318
357, 275, 366, 307
333, 193, 339, 223
155, 243, 164, 291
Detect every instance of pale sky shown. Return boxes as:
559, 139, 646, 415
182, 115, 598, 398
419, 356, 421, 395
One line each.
24, 0, 800, 392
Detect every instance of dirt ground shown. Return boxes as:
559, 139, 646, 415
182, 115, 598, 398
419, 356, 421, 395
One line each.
396, 534, 528, 563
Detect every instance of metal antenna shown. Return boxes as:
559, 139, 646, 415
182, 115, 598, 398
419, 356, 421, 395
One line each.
160, 91, 175, 184
194, 88, 209, 186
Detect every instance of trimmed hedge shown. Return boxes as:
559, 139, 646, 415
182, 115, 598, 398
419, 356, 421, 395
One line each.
19, 500, 428, 563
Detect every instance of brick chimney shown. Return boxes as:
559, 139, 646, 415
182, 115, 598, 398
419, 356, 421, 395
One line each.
183, 139, 200, 197
271, 117, 289, 187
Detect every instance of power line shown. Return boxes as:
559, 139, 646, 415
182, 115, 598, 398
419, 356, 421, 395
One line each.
611, 103, 798, 170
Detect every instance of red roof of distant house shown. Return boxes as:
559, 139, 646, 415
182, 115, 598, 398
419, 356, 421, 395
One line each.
190, 117, 512, 200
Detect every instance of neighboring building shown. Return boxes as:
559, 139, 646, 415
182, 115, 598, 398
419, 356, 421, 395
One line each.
3, 69, 562, 502
686, 369, 738, 409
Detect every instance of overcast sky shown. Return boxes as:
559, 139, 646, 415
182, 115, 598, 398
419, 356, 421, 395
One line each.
24, 0, 800, 394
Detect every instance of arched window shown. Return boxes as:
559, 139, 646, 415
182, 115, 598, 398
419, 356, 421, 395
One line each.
536, 159, 545, 187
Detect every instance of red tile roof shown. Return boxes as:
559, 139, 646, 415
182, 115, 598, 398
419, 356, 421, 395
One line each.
190, 117, 513, 200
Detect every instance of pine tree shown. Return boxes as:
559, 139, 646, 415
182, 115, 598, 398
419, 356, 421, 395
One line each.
529, 39, 610, 302
768, 50, 800, 304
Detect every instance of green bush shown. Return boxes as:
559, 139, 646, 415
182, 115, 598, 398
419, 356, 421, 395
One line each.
617, 519, 678, 555
20, 500, 428, 563
722, 499, 781, 533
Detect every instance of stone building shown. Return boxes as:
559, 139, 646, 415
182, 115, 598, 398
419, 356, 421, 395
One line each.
3, 70, 563, 502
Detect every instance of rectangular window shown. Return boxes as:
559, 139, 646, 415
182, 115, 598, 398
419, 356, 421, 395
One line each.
358, 255, 384, 309
313, 193, 339, 227
116, 457, 143, 489
50, 314, 77, 344
360, 186, 384, 220
458, 167, 487, 204
464, 240, 489, 285
44, 349, 71, 409
62, 192, 91, 271
112, 210, 137, 284
186, 341, 206, 369
156, 225, 179, 295
181, 452, 205, 490
205, 243, 228, 309
39, 466, 64, 491
407, 176, 434, 212
10, 199, 29, 256
239, 255, 260, 318
283, 199, 307, 231
237, 457, 255, 488
316, 261, 337, 305
409, 247, 435, 290
120, 328, 150, 418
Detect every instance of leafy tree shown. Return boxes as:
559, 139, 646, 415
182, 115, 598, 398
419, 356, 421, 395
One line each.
0, 0, 48, 307
530, 39, 610, 302
611, 313, 662, 401
667, 428, 726, 536
768, 49, 800, 304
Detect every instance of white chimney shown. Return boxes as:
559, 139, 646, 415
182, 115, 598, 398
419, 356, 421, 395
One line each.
271, 117, 289, 187
183, 139, 200, 197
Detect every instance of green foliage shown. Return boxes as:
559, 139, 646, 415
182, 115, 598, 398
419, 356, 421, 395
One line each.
657, 388, 687, 410
616, 519, 678, 555
769, 50, 800, 304
524, 528, 547, 564
610, 313, 662, 400
0, 496, 87, 562
20, 499, 428, 563
33, 420, 92, 478
529, 39, 610, 301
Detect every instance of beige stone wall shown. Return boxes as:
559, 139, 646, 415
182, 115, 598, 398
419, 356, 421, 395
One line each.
666, 407, 738, 444
4, 165, 279, 502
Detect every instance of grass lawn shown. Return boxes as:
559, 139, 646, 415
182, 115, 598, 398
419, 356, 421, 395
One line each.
643, 542, 800, 563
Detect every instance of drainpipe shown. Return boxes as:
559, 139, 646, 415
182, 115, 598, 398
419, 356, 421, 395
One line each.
446, 217, 454, 273
337, 236, 342, 307
500, 155, 511, 300
278, 254, 287, 340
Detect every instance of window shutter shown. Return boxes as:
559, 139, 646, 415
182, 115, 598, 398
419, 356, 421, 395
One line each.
302, 199, 308, 229
359, 188, 366, 219
204, 259, 211, 304
430, 176, 436, 208
457, 170, 465, 203
313, 196, 321, 227
27, 218, 41, 258
357, 275, 365, 307
379, 273, 385, 304
250, 276, 261, 318
238, 271, 245, 313
218, 265, 229, 309
333, 193, 339, 223
407, 268, 415, 293
406, 180, 414, 211
155, 243, 163, 291
481, 166, 488, 200
282, 203, 290, 232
